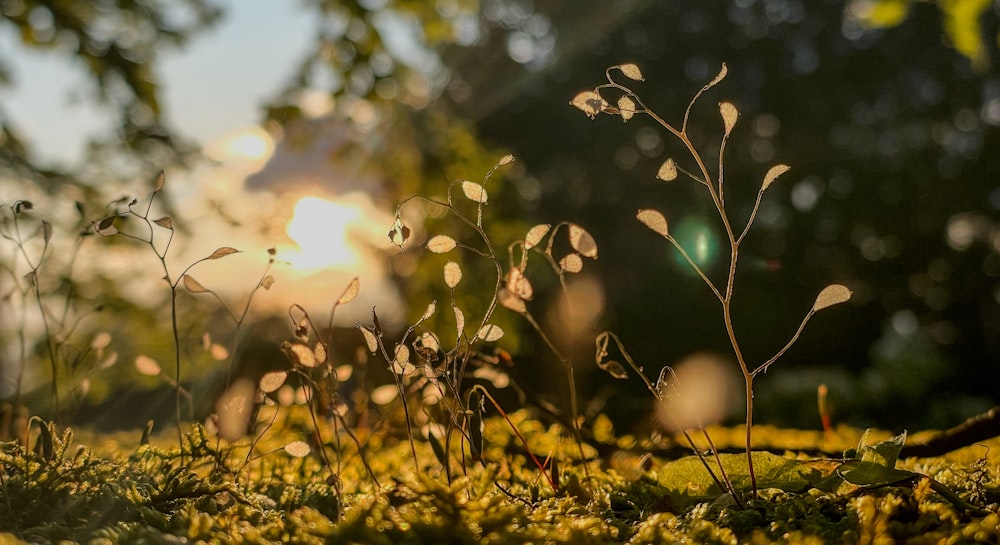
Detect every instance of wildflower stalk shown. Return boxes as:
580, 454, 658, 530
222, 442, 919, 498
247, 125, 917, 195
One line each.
95, 172, 242, 455
576, 63, 852, 499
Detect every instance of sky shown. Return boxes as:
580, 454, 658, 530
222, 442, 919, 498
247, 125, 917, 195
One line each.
0, 1, 406, 324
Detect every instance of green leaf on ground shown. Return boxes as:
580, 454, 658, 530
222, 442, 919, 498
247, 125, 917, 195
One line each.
657, 451, 841, 505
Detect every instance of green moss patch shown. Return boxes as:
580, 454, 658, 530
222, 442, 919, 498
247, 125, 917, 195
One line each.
1, 412, 998, 544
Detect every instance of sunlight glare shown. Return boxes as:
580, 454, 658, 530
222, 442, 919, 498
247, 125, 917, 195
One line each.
206, 127, 274, 162
285, 195, 365, 270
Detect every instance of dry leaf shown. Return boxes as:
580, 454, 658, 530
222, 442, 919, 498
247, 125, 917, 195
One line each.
618, 95, 636, 121
427, 235, 457, 253
371, 384, 398, 405
153, 217, 173, 229
259, 371, 287, 393
313, 342, 327, 363
388, 216, 410, 248
507, 268, 533, 300
215, 379, 255, 440
421, 301, 437, 321
289, 342, 318, 367
95, 216, 118, 236
91, 331, 112, 350
719, 102, 739, 136
98, 352, 118, 369
183, 275, 208, 293
560, 253, 584, 273
153, 171, 166, 192
295, 386, 312, 405
497, 154, 515, 166
619, 63, 644, 81
472, 367, 510, 388
135, 355, 161, 376
812, 284, 853, 312
636, 209, 669, 237
476, 324, 505, 342
524, 224, 551, 250
261, 275, 275, 290
210, 344, 229, 361
762, 164, 791, 191
657, 158, 678, 181
599, 359, 629, 380
498, 288, 527, 314
569, 223, 598, 259
453, 306, 466, 336
276, 385, 295, 406
207, 247, 239, 260
294, 318, 309, 341
414, 331, 440, 356
444, 261, 463, 288
706, 63, 728, 88
283, 441, 311, 457
392, 344, 415, 375
338, 277, 360, 304
570, 90, 607, 119
461, 181, 488, 203
359, 326, 379, 354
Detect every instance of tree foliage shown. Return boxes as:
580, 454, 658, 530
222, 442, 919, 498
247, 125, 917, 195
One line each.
0, 0, 223, 187
846, 0, 996, 71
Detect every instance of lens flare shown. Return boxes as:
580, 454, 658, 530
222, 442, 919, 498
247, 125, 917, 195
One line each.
671, 217, 720, 272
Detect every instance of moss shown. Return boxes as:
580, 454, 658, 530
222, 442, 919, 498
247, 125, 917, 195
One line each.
1, 415, 998, 544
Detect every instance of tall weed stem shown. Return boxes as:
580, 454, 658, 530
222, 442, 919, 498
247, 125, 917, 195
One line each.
577, 63, 852, 498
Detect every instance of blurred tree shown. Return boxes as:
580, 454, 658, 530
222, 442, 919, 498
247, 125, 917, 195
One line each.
845, 0, 997, 72
1, 0, 224, 424
0, 0, 223, 189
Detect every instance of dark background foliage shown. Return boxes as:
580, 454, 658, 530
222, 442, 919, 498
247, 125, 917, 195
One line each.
439, 0, 1000, 430
2, 0, 998, 431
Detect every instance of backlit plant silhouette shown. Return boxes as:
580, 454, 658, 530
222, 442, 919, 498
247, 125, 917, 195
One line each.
0, 200, 95, 424
574, 63, 853, 499
93, 173, 272, 452
379, 155, 600, 489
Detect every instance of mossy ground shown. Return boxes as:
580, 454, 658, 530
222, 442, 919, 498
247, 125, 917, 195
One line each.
1, 408, 998, 544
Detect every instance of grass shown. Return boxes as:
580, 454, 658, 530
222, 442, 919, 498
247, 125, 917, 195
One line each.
1, 63, 998, 542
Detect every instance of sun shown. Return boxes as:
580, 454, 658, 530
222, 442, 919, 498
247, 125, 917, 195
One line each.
206, 127, 274, 162
284, 195, 365, 270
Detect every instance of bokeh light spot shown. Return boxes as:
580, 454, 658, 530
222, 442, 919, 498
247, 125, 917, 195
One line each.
671, 217, 720, 272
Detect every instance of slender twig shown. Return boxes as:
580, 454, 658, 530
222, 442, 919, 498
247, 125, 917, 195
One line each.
596, 332, 738, 500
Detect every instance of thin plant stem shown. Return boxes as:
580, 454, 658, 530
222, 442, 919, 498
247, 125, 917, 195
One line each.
586, 64, 852, 499
752, 310, 815, 378
596, 332, 738, 501
170, 286, 183, 452
585, 64, 806, 499
472, 385, 557, 491
519, 310, 590, 482
5, 207, 62, 421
